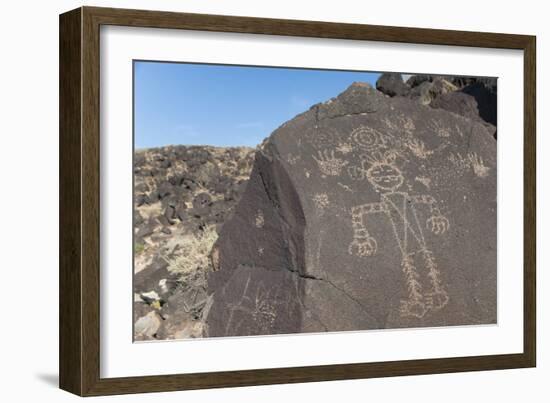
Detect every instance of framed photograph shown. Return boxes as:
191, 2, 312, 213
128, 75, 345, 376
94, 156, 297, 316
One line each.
59, 6, 536, 396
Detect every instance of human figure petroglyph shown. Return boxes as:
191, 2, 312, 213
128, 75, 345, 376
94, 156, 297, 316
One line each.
347, 150, 406, 181
312, 149, 348, 176
348, 151, 450, 318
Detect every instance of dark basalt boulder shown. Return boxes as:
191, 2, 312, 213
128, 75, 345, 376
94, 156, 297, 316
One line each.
430, 83, 497, 139
135, 193, 150, 207
192, 192, 213, 217
207, 82, 497, 337
406, 74, 432, 88
431, 91, 483, 121
451, 76, 497, 92
376, 73, 410, 97
462, 82, 497, 126
134, 256, 171, 297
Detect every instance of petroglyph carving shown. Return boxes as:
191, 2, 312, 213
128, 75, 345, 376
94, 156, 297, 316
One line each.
286, 153, 300, 165
423, 249, 450, 310
449, 152, 490, 178
405, 137, 433, 159
428, 118, 452, 138
349, 126, 392, 151
415, 176, 431, 189
382, 116, 398, 132
348, 123, 434, 164
337, 182, 354, 193
225, 278, 278, 334
347, 155, 369, 181
399, 253, 426, 318
348, 152, 450, 318
469, 153, 490, 178
336, 142, 354, 155
255, 210, 265, 228
312, 193, 330, 215
402, 117, 416, 133
306, 127, 337, 149
348, 151, 404, 181
383, 115, 416, 135
448, 153, 469, 173
312, 150, 348, 176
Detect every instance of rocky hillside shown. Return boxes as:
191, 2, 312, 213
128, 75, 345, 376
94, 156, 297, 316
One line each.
133, 145, 254, 340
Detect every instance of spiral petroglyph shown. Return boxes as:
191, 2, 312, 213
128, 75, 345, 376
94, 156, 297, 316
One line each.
349, 126, 391, 151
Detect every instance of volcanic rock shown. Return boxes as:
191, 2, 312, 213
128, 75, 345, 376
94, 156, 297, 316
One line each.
376, 73, 411, 97
430, 91, 484, 122
409, 77, 457, 105
207, 82, 497, 337
406, 74, 432, 88
462, 82, 497, 126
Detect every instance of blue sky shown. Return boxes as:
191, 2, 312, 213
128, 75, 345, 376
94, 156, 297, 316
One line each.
134, 61, 381, 148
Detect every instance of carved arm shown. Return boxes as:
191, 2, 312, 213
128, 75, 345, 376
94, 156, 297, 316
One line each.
348, 202, 386, 256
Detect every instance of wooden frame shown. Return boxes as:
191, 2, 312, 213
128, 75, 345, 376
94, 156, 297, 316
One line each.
59, 6, 536, 396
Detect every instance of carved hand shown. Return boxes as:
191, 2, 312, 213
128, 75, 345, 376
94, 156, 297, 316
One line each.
426, 215, 449, 235
348, 237, 378, 257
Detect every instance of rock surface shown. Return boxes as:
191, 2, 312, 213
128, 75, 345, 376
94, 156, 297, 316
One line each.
207, 81, 497, 337
376, 73, 411, 97
403, 75, 497, 137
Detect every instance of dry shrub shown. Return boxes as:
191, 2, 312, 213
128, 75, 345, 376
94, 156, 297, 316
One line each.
163, 225, 218, 277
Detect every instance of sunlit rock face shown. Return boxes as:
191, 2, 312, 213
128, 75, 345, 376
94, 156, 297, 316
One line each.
207, 82, 497, 337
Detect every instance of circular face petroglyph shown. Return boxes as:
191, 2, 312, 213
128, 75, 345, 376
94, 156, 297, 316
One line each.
366, 163, 404, 191
349, 126, 389, 151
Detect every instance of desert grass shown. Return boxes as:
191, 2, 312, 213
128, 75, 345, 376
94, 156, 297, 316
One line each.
162, 225, 219, 278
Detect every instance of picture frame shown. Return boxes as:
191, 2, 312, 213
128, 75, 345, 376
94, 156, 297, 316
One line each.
59, 6, 536, 396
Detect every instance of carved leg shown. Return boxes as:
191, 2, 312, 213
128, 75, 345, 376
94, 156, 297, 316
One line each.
399, 252, 428, 318
421, 248, 449, 311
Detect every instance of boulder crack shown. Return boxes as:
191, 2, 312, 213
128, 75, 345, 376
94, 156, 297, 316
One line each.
284, 268, 379, 326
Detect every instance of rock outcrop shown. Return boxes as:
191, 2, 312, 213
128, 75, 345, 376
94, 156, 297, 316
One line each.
206, 82, 497, 337
401, 75, 497, 138
376, 73, 411, 97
